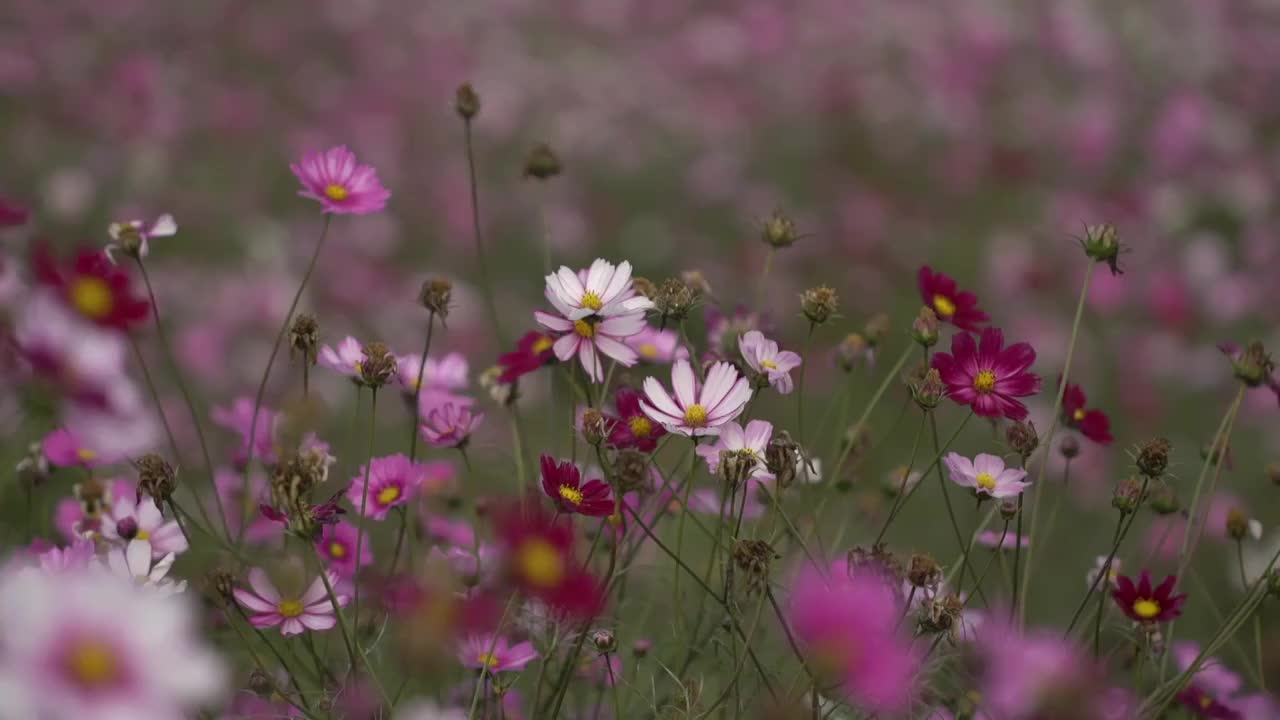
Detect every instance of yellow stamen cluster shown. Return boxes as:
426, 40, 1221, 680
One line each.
66, 640, 118, 688
932, 294, 957, 318
581, 292, 603, 311
629, 416, 653, 438
517, 539, 565, 588
1073, 408, 1086, 421
1133, 599, 1161, 619
973, 370, 997, 393
70, 278, 114, 319
377, 486, 402, 505
532, 336, 553, 354
324, 184, 349, 201
683, 404, 708, 427
574, 319, 595, 338
975, 473, 996, 491
278, 599, 304, 618
558, 485, 584, 505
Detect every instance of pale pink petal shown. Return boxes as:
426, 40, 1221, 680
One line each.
671, 360, 697, 408
234, 589, 278, 614
299, 612, 337, 631
534, 311, 574, 332
593, 335, 638, 367
552, 334, 580, 362
248, 567, 281, 602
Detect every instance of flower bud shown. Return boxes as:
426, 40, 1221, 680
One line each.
907, 553, 941, 589
248, 669, 274, 697
358, 342, 397, 388
654, 277, 698, 323
999, 499, 1018, 520
1079, 223, 1123, 275
523, 143, 562, 180
1267, 461, 1280, 487
765, 433, 799, 489
632, 639, 652, 658
613, 450, 650, 493
719, 449, 757, 488
208, 569, 237, 607
135, 454, 177, 510
910, 368, 946, 411
1059, 435, 1080, 459
1136, 438, 1171, 478
761, 211, 798, 249
1226, 341, 1275, 388
864, 313, 891, 347
289, 313, 320, 366
1006, 421, 1039, 462
455, 83, 480, 119
1226, 508, 1250, 542
1111, 477, 1144, 515
733, 539, 778, 595
911, 307, 939, 347
800, 286, 838, 325
418, 278, 453, 318
836, 333, 870, 372
115, 516, 140, 541
590, 629, 618, 654
1149, 483, 1180, 515
581, 409, 608, 447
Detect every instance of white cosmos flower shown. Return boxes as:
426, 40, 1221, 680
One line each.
102, 540, 186, 596
534, 259, 653, 382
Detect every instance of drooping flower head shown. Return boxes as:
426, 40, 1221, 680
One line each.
291, 145, 391, 214
497, 331, 556, 384
695, 420, 773, 480
32, 244, 150, 330
347, 454, 433, 520
739, 330, 802, 394
317, 521, 374, 579
457, 634, 538, 674
420, 403, 484, 449
534, 259, 654, 382
1061, 380, 1114, 445
539, 455, 614, 517
1112, 570, 1187, 624
234, 568, 347, 636
932, 327, 1041, 420
605, 386, 667, 452
917, 266, 989, 332
640, 360, 752, 437
492, 502, 604, 618
943, 453, 1031, 499
105, 214, 176, 264
318, 336, 367, 382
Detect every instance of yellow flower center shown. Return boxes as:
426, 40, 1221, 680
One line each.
76, 448, 97, 462
973, 370, 996, 393
477, 652, 500, 668
134, 529, 150, 541
278, 599, 305, 618
516, 538, 565, 588
975, 472, 997, 491
932, 294, 957, 318
761, 360, 778, 370
557, 485, 584, 505
607, 511, 623, 527
683, 404, 708, 427
581, 291, 603, 311
324, 184, 349, 201
1073, 408, 1086, 421
377, 486, 402, 505
532, 336, 553, 354
574, 319, 595, 338
1133, 599, 1161, 619
639, 343, 658, 359
1200, 695, 1213, 709
65, 640, 118, 689
330, 542, 347, 558
629, 416, 653, 438
69, 277, 114, 320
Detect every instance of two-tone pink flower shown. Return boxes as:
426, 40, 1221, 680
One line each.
234, 568, 347, 636
943, 453, 1030, 499
457, 634, 538, 674
739, 331, 801, 394
347, 454, 432, 520
534, 259, 653, 382
640, 360, 751, 437
290, 145, 390, 215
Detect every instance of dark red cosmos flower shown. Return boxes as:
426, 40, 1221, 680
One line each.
1112, 570, 1186, 624
606, 387, 666, 452
918, 266, 989, 332
540, 455, 614, 517
497, 331, 556, 383
1061, 380, 1113, 445
1176, 685, 1242, 720
33, 243, 150, 330
932, 327, 1041, 420
492, 501, 604, 618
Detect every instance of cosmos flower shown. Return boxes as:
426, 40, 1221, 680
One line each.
212, 468, 281, 545
1061, 380, 1114, 445
420, 402, 484, 449
917, 266, 989, 332
105, 213, 177, 264
605, 386, 667, 452
1086, 556, 1122, 589
625, 326, 684, 364
539, 455, 614, 517
291, 145, 391, 214
32, 244, 150, 330
943, 453, 1031, 499
101, 492, 188, 559
786, 561, 920, 714
395, 700, 467, 720
34, 539, 96, 574
705, 305, 766, 359
1177, 686, 1244, 720
497, 331, 556, 384
234, 568, 347, 636
41, 427, 116, 468
975, 619, 1112, 719
695, 420, 773, 479
0, 195, 27, 227
0, 565, 225, 719
14, 291, 131, 411
318, 336, 367, 381
976, 531, 1031, 551
932, 327, 1041, 420
457, 634, 538, 674
210, 397, 280, 467
1112, 570, 1186, 624
1173, 642, 1243, 718
492, 502, 603, 618
100, 539, 186, 596
739, 330, 802, 394
640, 360, 752, 437
534, 259, 653, 382
347, 454, 432, 520
316, 522, 374, 579
399, 352, 472, 417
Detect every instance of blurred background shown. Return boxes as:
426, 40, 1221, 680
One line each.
2, 0, 1279, 682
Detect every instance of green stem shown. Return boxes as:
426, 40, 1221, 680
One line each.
873, 412, 928, 545
462, 118, 506, 346
407, 311, 437, 463
829, 343, 912, 482
352, 388, 378, 628
927, 409, 984, 602
672, 437, 699, 637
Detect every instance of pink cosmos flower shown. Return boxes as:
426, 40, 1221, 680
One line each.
943, 453, 1031, 499
420, 402, 484, 449
211, 397, 280, 467
105, 213, 176, 264
101, 491, 188, 559
101, 539, 186, 596
42, 427, 116, 468
977, 530, 1031, 550
786, 562, 920, 714
291, 145, 391, 215
534, 259, 653, 382
0, 566, 226, 719
347, 454, 430, 520
624, 326, 684, 364
317, 522, 374, 579
398, 352, 469, 396
640, 359, 752, 437
318, 336, 366, 381
14, 291, 130, 411
932, 327, 1041, 420
423, 514, 476, 548
55, 479, 133, 542
35, 540, 96, 574
212, 468, 281, 544
739, 330, 802, 394
457, 634, 538, 674
695, 420, 773, 479
975, 620, 1111, 719
234, 568, 347, 636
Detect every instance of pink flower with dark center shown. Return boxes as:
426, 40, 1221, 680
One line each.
943, 453, 1031, 499
918, 266, 989, 332
316, 522, 374, 579
290, 145, 390, 215
347, 454, 430, 520
234, 568, 347, 636
932, 327, 1041, 420
457, 634, 538, 674
739, 331, 802, 394
539, 455, 614, 517
420, 402, 484, 449
534, 259, 653, 382
101, 492, 188, 559
640, 359, 752, 437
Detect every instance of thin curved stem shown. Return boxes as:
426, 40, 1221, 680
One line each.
462, 119, 506, 346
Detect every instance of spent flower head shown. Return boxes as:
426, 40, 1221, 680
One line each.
761, 210, 798, 248
1077, 223, 1124, 275
799, 285, 838, 325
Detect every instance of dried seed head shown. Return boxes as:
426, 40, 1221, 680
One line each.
907, 553, 941, 589
135, 454, 176, 510
631, 276, 656, 299
761, 211, 798, 249
1149, 483, 1180, 515
581, 408, 608, 447
1136, 438, 1172, 478
680, 270, 713, 298
799, 285, 838, 325
418, 278, 453, 318
1078, 223, 1124, 275
74, 477, 108, 517
15, 442, 49, 486
910, 368, 947, 411
613, 450, 650, 493
732, 539, 778, 594
523, 143, 562, 180
1226, 508, 1250, 541
911, 306, 939, 347
208, 568, 237, 607
1228, 341, 1275, 387
289, 314, 319, 366
358, 342, 397, 388
654, 277, 699, 323
479, 365, 515, 406
719, 449, 756, 488
590, 629, 617, 654
1059, 435, 1080, 459
863, 313, 891, 347
1267, 461, 1280, 487
248, 669, 273, 697
999, 499, 1019, 520
765, 432, 799, 489
1006, 421, 1039, 462
835, 333, 870, 373
1111, 476, 1144, 515
919, 593, 965, 638
455, 83, 480, 120
846, 544, 904, 587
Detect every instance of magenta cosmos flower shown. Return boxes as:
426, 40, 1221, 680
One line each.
975, 619, 1112, 720
640, 359, 751, 437
534, 259, 654, 382
42, 427, 117, 468
539, 455, 614, 517
234, 568, 347, 636
605, 386, 667, 452
943, 452, 1031, 499
211, 397, 280, 467
625, 326, 684, 364
457, 634, 538, 674
420, 402, 484, 449
918, 266, 989, 332
739, 330, 802, 394
932, 327, 1041, 420
1112, 570, 1186, 624
1062, 380, 1114, 445
316, 522, 374, 579
787, 562, 920, 714
347, 454, 431, 520
290, 145, 390, 215
105, 213, 176, 264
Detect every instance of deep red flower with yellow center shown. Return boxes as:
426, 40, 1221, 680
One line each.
1060, 380, 1114, 445
606, 387, 667, 452
493, 502, 604, 618
1112, 570, 1186, 624
497, 331, 557, 384
33, 244, 149, 330
539, 455, 615, 517
918, 266, 989, 332
932, 327, 1041, 420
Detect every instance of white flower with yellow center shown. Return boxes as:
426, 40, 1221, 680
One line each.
534, 259, 654, 382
